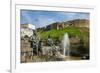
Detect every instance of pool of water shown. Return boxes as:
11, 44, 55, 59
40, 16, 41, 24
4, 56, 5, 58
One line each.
64, 56, 81, 61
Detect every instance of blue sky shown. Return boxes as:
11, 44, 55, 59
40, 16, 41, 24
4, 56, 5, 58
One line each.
20, 10, 89, 28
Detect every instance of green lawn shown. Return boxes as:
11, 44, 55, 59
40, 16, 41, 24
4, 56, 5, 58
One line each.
37, 26, 87, 40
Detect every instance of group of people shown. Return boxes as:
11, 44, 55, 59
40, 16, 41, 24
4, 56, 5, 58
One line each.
29, 30, 43, 56
29, 30, 58, 56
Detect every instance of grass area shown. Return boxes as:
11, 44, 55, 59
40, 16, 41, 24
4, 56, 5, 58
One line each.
37, 27, 82, 40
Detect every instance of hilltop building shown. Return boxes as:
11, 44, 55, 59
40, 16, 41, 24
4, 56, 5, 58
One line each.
45, 19, 89, 31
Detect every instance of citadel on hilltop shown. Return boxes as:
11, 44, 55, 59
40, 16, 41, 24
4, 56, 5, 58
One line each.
37, 19, 89, 31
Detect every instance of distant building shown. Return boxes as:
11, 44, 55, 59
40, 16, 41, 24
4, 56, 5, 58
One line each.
67, 19, 89, 28
21, 24, 35, 38
45, 19, 89, 31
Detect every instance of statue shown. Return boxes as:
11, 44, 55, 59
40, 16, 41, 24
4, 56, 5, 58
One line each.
29, 30, 38, 55
29, 30, 43, 56
47, 35, 53, 46
38, 39, 43, 55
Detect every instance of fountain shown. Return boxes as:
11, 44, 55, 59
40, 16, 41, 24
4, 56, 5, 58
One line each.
61, 33, 70, 58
